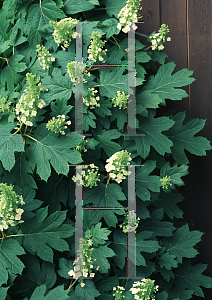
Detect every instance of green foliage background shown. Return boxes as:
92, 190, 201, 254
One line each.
0, 0, 212, 299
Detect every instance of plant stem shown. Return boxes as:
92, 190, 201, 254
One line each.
23, 134, 38, 143
12, 122, 23, 135
67, 279, 78, 290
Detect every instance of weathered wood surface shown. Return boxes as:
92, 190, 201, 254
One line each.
138, 1, 212, 298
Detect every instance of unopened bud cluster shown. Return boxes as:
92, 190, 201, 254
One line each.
15, 73, 47, 127
0, 183, 25, 232
68, 237, 100, 288
67, 61, 91, 85
129, 278, 159, 300
36, 45, 55, 70
105, 150, 132, 184
72, 164, 100, 188
117, 0, 142, 33
83, 88, 100, 109
0, 96, 11, 114
113, 286, 125, 299
46, 115, 71, 135
50, 18, 79, 50
87, 31, 107, 63
119, 210, 140, 233
111, 91, 130, 109
148, 24, 171, 51
74, 136, 88, 153
160, 175, 172, 189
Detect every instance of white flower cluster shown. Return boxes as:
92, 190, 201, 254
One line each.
117, 0, 142, 33
87, 31, 107, 63
119, 210, 140, 233
72, 163, 101, 188
105, 150, 132, 184
46, 115, 71, 135
68, 237, 100, 288
83, 88, 100, 109
148, 24, 171, 51
160, 175, 172, 189
111, 91, 130, 109
129, 278, 159, 300
15, 73, 47, 127
74, 136, 88, 153
113, 286, 125, 299
36, 45, 55, 70
67, 61, 91, 86
0, 183, 25, 232
0, 95, 11, 114
50, 18, 79, 50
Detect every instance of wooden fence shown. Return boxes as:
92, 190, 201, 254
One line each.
137, 1, 212, 298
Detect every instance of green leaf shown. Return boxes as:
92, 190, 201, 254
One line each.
105, 0, 128, 17
139, 209, 175, 237
134, 110, 174, 159
102, 18, 120, 39
154, 192, 184, 220
74, 280, 101, 300
88, 0, 100, 5
54, 44, 75, 74
21, 208, 74, 262
143, 62, 196, 101
27, 124, 83, 182
0, 287, 9, 300
41, 68, 73, 106
168, 287, 193, 300
36, 169, 68, 214
26, 0, 66, 48
21, 186, 42, 220
11, 254, 57, 294
83, 183, 126, 227
160, 162, 189, 191
136, 51, 152, 64
110, 107, 127, 131
0, 129, 24, 171
0, 239, 25, 287
50, 98, 73, 118
90, 222, 111, 247
94, 97, 112, 118
96, 129, 121, 157
92, 243, 116, 273
162, 224, 203, 263
155, 291, 168, 300
150, 50, 168, 65
95, 276, 119, 294
86, 138, 100, 150
29, 284, 69, 300
83, 110, 96, 132
157, 268, 175, 282
58, 258, 73, 278
112, 230, 160, 268
1, 54, 27, 91
175, 260, 212, 297
158, 252, 178, 270
63, 0, 95, 15
99, 68, 128, 98
2, 152, 37, 189
136, 90, 164, 112
164, 111, 212, 164
135, 160, 161, 201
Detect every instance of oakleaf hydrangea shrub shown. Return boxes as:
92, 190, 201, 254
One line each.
0, 0, 211, 299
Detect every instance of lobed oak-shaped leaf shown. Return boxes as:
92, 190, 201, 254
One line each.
27, 124, 83, 182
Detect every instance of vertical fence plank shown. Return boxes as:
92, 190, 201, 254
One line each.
140, 1, 212, 298
185, 1, 212, 298
160, 0, 189, 113
137, 0, 160, 44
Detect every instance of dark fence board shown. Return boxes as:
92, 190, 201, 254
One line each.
139, 1, 212, 298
